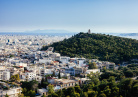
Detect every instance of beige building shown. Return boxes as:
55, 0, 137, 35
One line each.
0, 87, 22, 97
37, 89, 48, 96
54, 79, 79, 89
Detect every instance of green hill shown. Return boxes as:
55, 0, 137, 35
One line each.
41, 32, 138, 64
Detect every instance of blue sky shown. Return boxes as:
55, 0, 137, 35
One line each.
0, 0, 138, 33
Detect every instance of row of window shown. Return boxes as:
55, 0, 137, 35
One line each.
62, 82, 78, 87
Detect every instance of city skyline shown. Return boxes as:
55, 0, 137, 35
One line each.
0, 0, 138, 33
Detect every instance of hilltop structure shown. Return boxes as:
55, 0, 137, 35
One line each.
88, 29, 91, 33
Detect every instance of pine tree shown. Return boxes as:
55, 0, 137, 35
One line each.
58, 70, 61, 79
48, 84, 54, 95
5, 94, 9, 97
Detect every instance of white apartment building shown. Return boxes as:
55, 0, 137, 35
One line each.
0, 70, 10, 81
16, 63, 27, 67
0, 70, 3, 80
34, 58, 52, 64
40, 69, 53, 76
56, 56, 70, 63
3, 71, 10, 81
77, 58, 86, 67
102, 62, 115, 69
24, 72, 36, 81
86, 69, 100, 74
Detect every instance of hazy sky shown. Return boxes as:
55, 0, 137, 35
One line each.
0, 0, 138, 33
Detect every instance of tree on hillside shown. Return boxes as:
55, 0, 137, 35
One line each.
88, 62, 98, 69
21, 80, 38, 91
119, 78, 133, 97
48, 84, 54, 95
10, 74, 20, 82
132, 84, 138, 97
87, 90, 98, 97
81, 92, 88, 97
41, 78, 45, 88
27, 90, 36, 97
87, 72, 100, 85
103, 86, 111, 97
111, 86, 119, 97
49, 93, 58, 97
66, 87, 76, 97
58, 70, 61, 79
5, 94, 9, 97
41, 32, 138, 64
22, 88, 27, 95
74, 84, 82, 94
98, 92, 107, 97
56, 90, 63, 97
18, 93, 24, 97
124, 70, 134, 77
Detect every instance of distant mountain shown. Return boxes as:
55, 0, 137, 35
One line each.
41, 32, 138, 64
0, 30, 77, 36
25, 29, 75, 33
118, 33, 138, 40
24, 29, 77, 36
119, 33, 138, 36
105, 33, 138, 40
1, 31, 137, 40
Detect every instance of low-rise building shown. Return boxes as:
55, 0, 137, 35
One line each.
37, 88, 48, 96
23, 72, 36, 81
54, 79, 79, 89
47, 77, 57, 84
102, 62, 115, 69
65, 67, 83, 76
86, 69, 100, 74
0, 70, 10, 81
40, 69, 53, 76
3, 71, 10, 81
0, 87, 22, 97
56, 56, 70, 63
